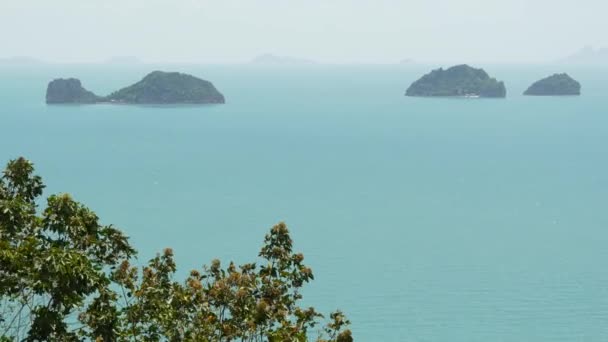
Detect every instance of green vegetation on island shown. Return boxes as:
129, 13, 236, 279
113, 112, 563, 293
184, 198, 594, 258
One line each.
46, 71, 225, 105
46, 78, 100, 104
106, 71, 225, 104
405, 64, 506, 98
523, 73, 581, 96
0, 158, 351, 341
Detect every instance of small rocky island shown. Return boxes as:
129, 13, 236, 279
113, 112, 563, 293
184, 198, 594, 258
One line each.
46, 78, 100, 104
46, 71, 225, 104
406, 64, 506, 98
523, 73, 581, 96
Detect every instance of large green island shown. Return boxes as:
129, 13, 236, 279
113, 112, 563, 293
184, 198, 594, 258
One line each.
46, 71, 225, 104
523, 73, 581, 96
405, 64, 506, 98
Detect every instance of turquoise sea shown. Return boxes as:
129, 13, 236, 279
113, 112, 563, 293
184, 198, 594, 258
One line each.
2, 64, 608, 341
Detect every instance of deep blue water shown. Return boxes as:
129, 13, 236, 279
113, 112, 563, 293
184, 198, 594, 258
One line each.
2, 64, 608, 341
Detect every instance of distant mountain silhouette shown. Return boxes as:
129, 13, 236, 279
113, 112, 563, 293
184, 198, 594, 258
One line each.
104, 56, 144, 65
0, 56, 45, 65
399, 58, 415, 65
559, 46, 608, 65
250, 54, 316, 65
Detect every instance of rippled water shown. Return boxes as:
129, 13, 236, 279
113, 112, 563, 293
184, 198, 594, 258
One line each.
1, 64, 608, 341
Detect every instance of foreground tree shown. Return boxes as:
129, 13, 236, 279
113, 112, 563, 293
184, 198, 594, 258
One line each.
0, 158, 352, 341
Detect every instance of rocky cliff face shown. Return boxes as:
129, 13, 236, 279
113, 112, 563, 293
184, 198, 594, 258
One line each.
46, 78, 100, 104
524, 73, 581, 96
406, 64, 506, 98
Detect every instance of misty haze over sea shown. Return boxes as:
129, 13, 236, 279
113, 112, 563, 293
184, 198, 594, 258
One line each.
2, 63, 608, 340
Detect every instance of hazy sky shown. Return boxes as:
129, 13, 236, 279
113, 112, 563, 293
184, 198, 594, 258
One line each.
1, 0, 607, 64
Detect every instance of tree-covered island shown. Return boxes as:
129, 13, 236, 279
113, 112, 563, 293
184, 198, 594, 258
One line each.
523, 73, 581, 96
46, 71, 225, 105
405, 64, 506, 98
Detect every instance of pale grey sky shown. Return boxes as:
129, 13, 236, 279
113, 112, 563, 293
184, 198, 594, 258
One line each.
1, 0, 607, 64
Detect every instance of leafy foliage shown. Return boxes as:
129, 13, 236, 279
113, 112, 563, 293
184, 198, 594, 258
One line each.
405, 64, 506, 98
523, 73, 581, 96
0, 158, 351, 341
105, 71, 226, 104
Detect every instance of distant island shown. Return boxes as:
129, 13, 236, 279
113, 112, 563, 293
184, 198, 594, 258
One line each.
0, 56, 45, 65
250, 54, 316, 65
559, 46, 608, 65
46, 71, 225, 104
46, 78, 100, 104
406, 64, 506, 98
104, 56, 144, 65
524, 73, 581, 96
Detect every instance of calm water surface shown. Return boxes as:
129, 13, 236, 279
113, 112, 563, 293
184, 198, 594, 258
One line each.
1, 64, 608, 341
